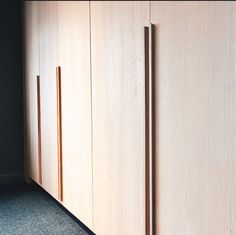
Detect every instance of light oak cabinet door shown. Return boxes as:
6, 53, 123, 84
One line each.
151, 2, 236, 235
24, 1, 40, 183
90, 2, 149, 234
58, 1, 93, 228
38, 1, 59, 199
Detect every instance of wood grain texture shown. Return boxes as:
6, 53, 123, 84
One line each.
23, 1, 40, 184
58, 1, 93, 228
151, 2, 236, 235
37, 75, 42, 184
91, 2, 149, 234
38, 1, 59, 199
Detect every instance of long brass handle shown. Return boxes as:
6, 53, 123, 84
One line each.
37, 75, 42, 185
56, 66, 63, 202
144, 25, 151, 235
145, 24, 156, 235
150, 23, 156, 235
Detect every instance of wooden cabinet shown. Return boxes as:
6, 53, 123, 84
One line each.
151, 2, 236, 235
25, 0, 93, 228
24, 1, 40, 184
58, 1, 93, 228
24, 1, 151, 234
90, 2, 149, 234
23, 2, 236, 235
38, 1, 59, 199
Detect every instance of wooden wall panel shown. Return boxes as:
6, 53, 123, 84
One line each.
151, 2, 236, 235
58, 1, 93, 228
91, 2, 149, 234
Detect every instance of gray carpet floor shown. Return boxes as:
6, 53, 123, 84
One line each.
0, 184, 92, 235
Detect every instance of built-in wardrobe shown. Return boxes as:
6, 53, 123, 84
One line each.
24, 0, 93, 229
24, 1, 236, 235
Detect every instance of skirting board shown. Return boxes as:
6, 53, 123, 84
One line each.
0, 172, 24, 186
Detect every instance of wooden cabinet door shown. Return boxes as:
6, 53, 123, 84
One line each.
38, 1, 59, 199
24, 1, 40, 183
58, 1, 93, 228
151, 2, 236, 235
90, 2, 149, 234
